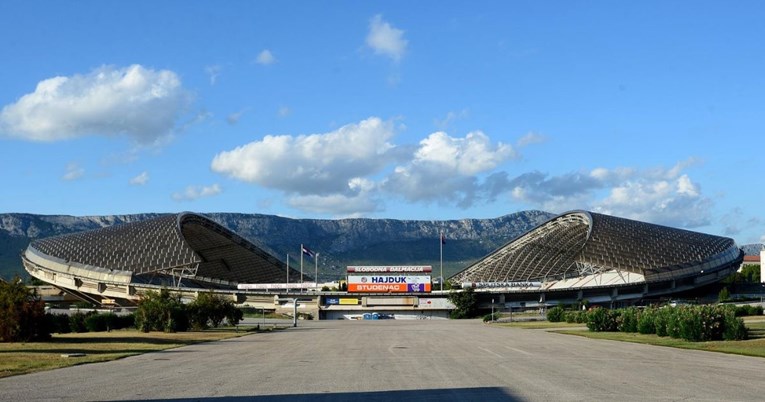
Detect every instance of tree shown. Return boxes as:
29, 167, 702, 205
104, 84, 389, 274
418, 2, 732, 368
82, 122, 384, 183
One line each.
448, 287, 478, 319
0, 276, 50, 342
718, 287, 730, 303
134, 289, 188, 332
188, 292, 242, 330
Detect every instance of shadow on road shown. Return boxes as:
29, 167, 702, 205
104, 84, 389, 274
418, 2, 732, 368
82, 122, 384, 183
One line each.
121, 387, 519, 401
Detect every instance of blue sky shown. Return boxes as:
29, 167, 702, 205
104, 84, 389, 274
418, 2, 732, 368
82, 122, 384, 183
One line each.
1, 1, 763, 245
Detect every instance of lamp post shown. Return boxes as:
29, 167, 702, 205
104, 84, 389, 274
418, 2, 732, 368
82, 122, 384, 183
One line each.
491, 298, 495, 322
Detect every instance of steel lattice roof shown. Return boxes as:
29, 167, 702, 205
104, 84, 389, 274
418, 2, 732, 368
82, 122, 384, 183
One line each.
450, 210, 742, 284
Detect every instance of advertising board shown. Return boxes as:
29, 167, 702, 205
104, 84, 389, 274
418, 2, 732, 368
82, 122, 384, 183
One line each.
347, 266, 432, 273
347, 275, 431, 293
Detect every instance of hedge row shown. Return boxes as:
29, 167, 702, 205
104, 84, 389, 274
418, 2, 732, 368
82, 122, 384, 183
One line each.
47, 312, 135, 333
547, 305, 748, 341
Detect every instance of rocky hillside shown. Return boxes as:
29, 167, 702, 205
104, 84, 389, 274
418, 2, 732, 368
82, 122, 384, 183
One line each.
0, 210, 555, 281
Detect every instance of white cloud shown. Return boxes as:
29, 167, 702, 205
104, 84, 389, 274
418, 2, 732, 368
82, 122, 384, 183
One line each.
277, 106, 291, 118
434, 109, 469, 130
62, 162, 84, 181
227, 111, 244, 125
383, 131, 516, 207
172, 184, 222, 201
517, 132, 547, 147
366, 15, 407, 62
495, 160, 712, 228
0, 64, 192, 143
211, 117, 396, 195
205, 65, 222, 85
287, 179, 380, 217
255, 49, 276, 65
129, 171, 149, 186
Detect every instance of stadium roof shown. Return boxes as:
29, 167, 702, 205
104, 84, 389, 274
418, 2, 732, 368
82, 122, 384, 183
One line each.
25, 212, 302, 288
450, 210, 742, 285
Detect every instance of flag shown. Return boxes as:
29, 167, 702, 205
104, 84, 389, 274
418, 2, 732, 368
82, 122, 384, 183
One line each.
302, 245, 315, 258
440, 232, 446, 245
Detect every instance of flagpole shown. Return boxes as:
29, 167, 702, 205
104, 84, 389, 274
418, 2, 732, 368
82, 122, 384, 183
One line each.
300, 244, 304, 286
286, 254, 290, 293
315, 253, 319, 289
440, 230, 444, 291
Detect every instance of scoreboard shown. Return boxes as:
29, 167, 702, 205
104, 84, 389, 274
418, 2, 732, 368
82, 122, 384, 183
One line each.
347, 266, 432, 293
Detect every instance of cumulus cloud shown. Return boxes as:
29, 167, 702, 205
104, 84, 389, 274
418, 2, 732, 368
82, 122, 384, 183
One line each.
497, 159, 712, 228
172, 184, 222, 201
0, 64, 191, 144
287, 179, 380, 216
383, 131, 516, 207
129, 171, 149, 186
211, 117, 396, 195
62, 162, 85, 181
255, 50, 276, 65
366, 15, 407, 62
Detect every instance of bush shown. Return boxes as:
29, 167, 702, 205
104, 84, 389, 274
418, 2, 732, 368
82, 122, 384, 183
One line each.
46, 313, 71, 334
546, 306, 565, 322
723, 308, 748, 341
188, 292, 242, 330
84, 313, 119, 332
654, 307, 672, 337
636, 307, 657, 334
68, 312, 92, 333
483, 312, 500, 322
718, 287, 730, 302
734, 305, 763, 317
586, 307, 619, 332
0, 277, 50, 342
135, 289, 188, 332
618, 307, 639, 333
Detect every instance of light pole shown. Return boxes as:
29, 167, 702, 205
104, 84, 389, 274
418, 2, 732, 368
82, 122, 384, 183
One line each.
491, 298, 495, 322
292, 298, 298, 327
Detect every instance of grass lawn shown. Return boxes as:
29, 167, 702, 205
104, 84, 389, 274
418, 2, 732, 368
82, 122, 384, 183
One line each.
0, 328, 259, 379
496, 317, 765, 358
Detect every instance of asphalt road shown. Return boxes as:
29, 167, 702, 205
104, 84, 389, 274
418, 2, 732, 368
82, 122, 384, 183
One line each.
2, 319, 765, 401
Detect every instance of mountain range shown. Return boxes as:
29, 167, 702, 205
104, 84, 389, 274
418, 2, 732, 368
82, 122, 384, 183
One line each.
0, 210, 556, 281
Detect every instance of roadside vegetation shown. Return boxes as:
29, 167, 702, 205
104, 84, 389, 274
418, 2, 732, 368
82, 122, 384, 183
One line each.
496, 303, 765, 358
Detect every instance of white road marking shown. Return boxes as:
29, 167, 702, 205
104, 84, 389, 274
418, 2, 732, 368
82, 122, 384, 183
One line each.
504, 345, 533, 356
478, 346, 504, 358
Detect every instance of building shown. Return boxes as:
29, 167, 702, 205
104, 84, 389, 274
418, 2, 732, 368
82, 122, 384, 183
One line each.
22, 210, 746, 316
450, 210, 744, 308
22, 212, 304, 306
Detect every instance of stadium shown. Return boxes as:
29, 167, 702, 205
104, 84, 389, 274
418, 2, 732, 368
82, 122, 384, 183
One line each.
22, 210, 744, 318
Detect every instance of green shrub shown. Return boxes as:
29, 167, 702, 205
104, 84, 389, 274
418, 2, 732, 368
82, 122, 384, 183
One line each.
68, 312, 91, 333
654, 307, 671, 337
46, 313, 71, 334
618, 307, 639, 333
636, 307, 656, 334
734, 305, 763, 317
188, 292, 242, 330
84, 313, 119, 332
482, 312, 500, 322
586, 307, 619, 332
546, 306, 565, 322
723, 308, 748, 341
